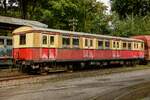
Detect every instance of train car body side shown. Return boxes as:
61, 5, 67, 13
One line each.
12, 26, 145, 73
0, 36, 13, 68
132, 35, 150, 64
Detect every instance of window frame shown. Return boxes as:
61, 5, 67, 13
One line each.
128, 42, 132, 50
134, 42, 137, 49
84, 38, 88, 47
116, 41, 120, 48
141, 42, 144, 50
72, 37, 79, 48
19, 34, 26, 45
42, 35, 48, 45
122, 42, 127, 49
89, 39, 93, 47
113, 41, 116, 48
7, 39, 12, 46
98, 39, 103, 49
49, 35, 55, 46
105, 40, 110, 49
62, 36, 70, 48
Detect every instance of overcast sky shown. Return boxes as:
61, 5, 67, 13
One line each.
98, 0, 111, 13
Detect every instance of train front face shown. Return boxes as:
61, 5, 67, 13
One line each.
0, 36, 13, 67
12, 26, 58, 72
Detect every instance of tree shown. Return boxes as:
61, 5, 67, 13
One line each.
111, 0, 150, 19
0, 0, 110, 34
111, 13, 150, 36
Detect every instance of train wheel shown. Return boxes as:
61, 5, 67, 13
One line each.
39, 66, 49, 75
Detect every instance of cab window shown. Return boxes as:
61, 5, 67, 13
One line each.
50, 36, 54, 45
63, 37, 70, 47
73, 38, 79, 47
20, 35, 26, 45
42, 35, 47, 45
7, 39, 12, 45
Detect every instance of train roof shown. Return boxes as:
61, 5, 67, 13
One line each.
0, 36, 12, 39
13, 26, 143, 42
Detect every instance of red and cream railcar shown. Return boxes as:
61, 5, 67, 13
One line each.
132, 35, 150, 63
12, 26, 144, 72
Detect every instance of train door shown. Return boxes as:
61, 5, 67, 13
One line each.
48, 35, 56, 60
83, 37, 94, 60
112, 40, 116, 59
83, 38, 89, 59
41, 34, 49, 59
112, 40, 120, 59
116, 41, 121, 59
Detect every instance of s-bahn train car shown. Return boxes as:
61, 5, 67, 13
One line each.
0, 36, 13, 67
12, 26, 144, 73
132, 35, 150, 64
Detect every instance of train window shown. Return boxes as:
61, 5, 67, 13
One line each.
137, 43, 139, 49
128, 43, 132, 50
73, 38, 79, 47
141, 43, 144, 49
20, 35, 26, 45
85, 39, 88, 47
113, 41, 116, 48
63, 37, 70, 47
90, 39, 93, 47
50, 36, 54, 45
7, 39, 12, 45
98, 40, 103, 48
123, 42, 127, 48
0, 39, 4, 45
105, 40, 110, 48
134, 43, 136, 48
117, 42, 119, 48
42, 35, 47, 45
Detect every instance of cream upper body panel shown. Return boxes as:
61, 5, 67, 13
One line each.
13, 26, 144, 50
13, 33, 34, 48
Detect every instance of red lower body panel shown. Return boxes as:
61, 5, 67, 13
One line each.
13, 48, 144, 62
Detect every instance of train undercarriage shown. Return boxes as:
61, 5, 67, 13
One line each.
15, 58, 144, 74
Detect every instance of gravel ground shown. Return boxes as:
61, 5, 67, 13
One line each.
0, 68, 21, 78
1, 66, 150, 100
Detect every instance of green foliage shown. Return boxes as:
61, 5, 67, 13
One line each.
0, 0, 110, 34
111, 0, 150, 19
111, 13, 150, 36
111, 0, 150, 36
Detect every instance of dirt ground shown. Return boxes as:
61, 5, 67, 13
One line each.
1, 67, 150, 100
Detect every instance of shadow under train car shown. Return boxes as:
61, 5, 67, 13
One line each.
0, 36, 13, 69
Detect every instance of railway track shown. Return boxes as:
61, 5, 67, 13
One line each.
0, 65, 149, 88
0, 74, 33, 82
0, 69, 68, 88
